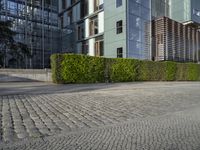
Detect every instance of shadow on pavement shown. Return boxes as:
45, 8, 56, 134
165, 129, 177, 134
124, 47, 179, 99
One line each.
0, 74, 38, 82
0, 82, 133, 96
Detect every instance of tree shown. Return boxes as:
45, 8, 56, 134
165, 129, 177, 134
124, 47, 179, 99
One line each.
0, 3, 32, 68
9, 42, 32, 68
0, 3, 16, 67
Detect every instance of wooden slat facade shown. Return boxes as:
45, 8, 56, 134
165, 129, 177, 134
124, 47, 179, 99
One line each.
152, 17, 200, 62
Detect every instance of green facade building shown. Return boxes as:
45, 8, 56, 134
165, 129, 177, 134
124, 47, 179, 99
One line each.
104, 0, 152, 60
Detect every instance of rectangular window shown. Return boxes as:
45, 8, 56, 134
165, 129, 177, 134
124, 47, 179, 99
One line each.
82, 41, 89, 54
61, 16, 64, 28
117, 47, 123, 58
78, 26, 81, 40
68, 10, 72, 24
81, 0, 88, 18
77, 23, 85, 40
94, 0, 104, 12
116, 0, 122, 8
116, 20, 123, 34
94, 36, 104, 57
89, 16, 98, 36
62, 0, 66, 9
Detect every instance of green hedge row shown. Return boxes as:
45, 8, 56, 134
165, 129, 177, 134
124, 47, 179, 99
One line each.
51, 54, 105, 83
51, 54, 200, 83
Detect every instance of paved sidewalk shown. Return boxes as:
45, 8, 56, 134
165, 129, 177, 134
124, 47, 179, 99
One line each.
0, 82, 200, 149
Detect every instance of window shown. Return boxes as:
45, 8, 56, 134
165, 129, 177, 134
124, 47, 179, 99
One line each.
95, 36, 104, 56
116, 0, 122, 7
62, 0, 66, 9
61, 16, 64, 28
77, 23, 85, 40
94, 0, 104, 12
7, 1, 17, 15
82, 41, 89, 54
193, 9, 200, 17
68, 10, 72, 24
116, 20, 123, 34
117, 47, 123, 58
89, 16, 98, 36
81, 0, 88, 18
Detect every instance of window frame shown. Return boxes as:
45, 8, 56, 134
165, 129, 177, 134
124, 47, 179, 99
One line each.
117, 47, 123, 58
89, 16, 98, 36
116, 0, 122, 8
82, 41, 89, 55
116, 20, 123, 34
77, 23, 85, 40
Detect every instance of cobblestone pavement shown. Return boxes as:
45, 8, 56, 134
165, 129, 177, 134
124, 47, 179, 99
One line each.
0, 82, 200, 149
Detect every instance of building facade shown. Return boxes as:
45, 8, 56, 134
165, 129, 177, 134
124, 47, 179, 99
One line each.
1, 0, 200, 69
58, 0, 174, 61
59, 0, 152, 60
152, 0, 200, 62
152, 0, 169, 19
152, 17, 200, 62
169, 0, 200, 26
0, 0, 60, 68
59, 0, 104, 57
104, 0, 152, 60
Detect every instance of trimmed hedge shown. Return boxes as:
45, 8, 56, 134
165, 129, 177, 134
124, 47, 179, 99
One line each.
187, 63, 200, 81
176, 63, 188, 81
110, 58, 139, 82
138, 61, 165, 81
51, 54, 105, 83
51, 54, 200, 83
165, 61, 177, 81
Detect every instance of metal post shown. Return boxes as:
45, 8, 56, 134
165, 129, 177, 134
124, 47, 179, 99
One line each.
30, 0, 33, 69
150, 0, 152, 60
4, 0, 7, 68
50, 0, 53, 55
42, 0, 45, 69
25, 0, 28, 69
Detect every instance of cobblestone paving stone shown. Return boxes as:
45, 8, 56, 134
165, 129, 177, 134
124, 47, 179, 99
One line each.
0, 82, 200, 149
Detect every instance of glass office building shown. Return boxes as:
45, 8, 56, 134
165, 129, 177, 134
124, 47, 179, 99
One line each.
191, 0, 200, 24
0, 0, 60, 68
151, 0, 200, 62
152, 17, 200, 62
104, 0, 170, 60
1, 0, 199, 68
104, 0, 152, 60
152, 0, 169, 19
58, 0, 200, 63
169, 0, 200, 25
58, 0, 170, 61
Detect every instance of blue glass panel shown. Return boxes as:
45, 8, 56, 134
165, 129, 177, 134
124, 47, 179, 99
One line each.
128, 0, 151, 60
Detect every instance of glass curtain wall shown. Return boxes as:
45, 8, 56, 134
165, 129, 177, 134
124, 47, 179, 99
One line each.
59, 1, 81, 54
151, 0, 169, 19
127, 0, 151, 60
0, 0, 60, 68
191, 0, 200, 24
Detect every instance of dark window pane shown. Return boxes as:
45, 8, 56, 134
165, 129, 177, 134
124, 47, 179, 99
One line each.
116, 0, 122, 8
116, 20, 123, 34
117, 47, 123, 58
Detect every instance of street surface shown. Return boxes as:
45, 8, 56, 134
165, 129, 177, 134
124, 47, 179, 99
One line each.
0, 82, 200, 150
